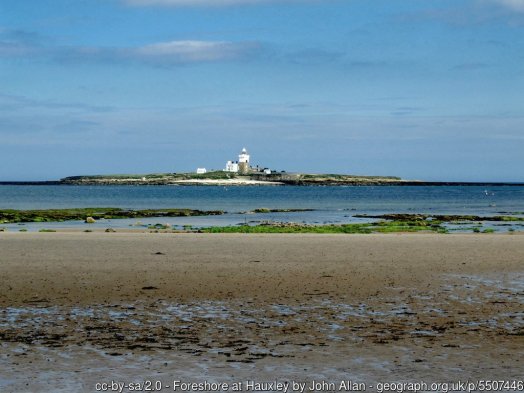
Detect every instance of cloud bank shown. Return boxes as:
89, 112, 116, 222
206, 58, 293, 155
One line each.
133, 40, 256, 62
0, 31, 259, 65
124, 0, 304, 6
491, 0, 524, 12
125, 0, 524, 12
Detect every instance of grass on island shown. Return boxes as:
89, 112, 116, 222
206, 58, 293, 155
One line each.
61, 171, 236, 184
0, 207, 223, 224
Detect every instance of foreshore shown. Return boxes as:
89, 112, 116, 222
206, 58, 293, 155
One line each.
1, 233, 523, 391
1, 232, 523, 305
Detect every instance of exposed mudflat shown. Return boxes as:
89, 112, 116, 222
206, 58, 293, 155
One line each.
0, 233, 523, 392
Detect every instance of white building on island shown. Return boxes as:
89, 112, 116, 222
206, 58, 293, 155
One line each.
196, 168, 207, 174
225, 161, 239, 173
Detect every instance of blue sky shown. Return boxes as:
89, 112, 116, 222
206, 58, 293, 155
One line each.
1, 0, 523, 181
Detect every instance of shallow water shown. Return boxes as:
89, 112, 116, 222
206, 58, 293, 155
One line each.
1, 185, 524, 232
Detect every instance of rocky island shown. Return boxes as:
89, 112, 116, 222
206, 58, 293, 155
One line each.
58, 147, 408, 186
59, 171, 406, 186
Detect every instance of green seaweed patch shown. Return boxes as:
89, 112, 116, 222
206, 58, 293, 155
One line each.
499, 216, 524, 221
0, 207, 223, 224
372, 220, 447, 233
39, 229, 56, 232
202, 223, 371, 234
200, 220, 447, 234
148, 223, 171, 230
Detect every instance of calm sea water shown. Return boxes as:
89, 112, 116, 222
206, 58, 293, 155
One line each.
0, 185, 523, 231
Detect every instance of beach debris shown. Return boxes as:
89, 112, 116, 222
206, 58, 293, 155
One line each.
153, 252, 165, 255
85, 217, 96, 224
141, 286, 159, 290
114, 333, 125, 341
105, 228, 116, 233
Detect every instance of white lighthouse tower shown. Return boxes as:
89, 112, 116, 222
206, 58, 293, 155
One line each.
238, 148, 250, 164
238, 147, 250, 174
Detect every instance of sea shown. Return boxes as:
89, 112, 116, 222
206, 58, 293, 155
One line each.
0, 184, 523, 232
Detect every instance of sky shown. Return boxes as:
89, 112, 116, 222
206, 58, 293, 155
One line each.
1, 0, 523, 181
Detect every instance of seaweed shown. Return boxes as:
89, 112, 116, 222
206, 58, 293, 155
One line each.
0, 208, 223, 224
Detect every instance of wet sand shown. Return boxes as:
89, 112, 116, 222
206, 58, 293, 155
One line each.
1, 233, 523, 392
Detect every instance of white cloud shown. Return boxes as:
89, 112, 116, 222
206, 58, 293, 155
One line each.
489, 0, 524, 12
133, 40, 256, 62
125, 0, 300, 6
0, 34, 259, 65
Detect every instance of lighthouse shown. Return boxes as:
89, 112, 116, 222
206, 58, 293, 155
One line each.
224, 147, 251, 173
238, 147, 250, 174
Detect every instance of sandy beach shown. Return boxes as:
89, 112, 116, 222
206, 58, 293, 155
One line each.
172, 179, 284, 186
1, 233, 523, 392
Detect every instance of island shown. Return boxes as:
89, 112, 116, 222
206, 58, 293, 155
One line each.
59, 171, 407, 186
58, 147, 407, 186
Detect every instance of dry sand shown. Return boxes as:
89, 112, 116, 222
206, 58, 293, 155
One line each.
0, 233, 523, 392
